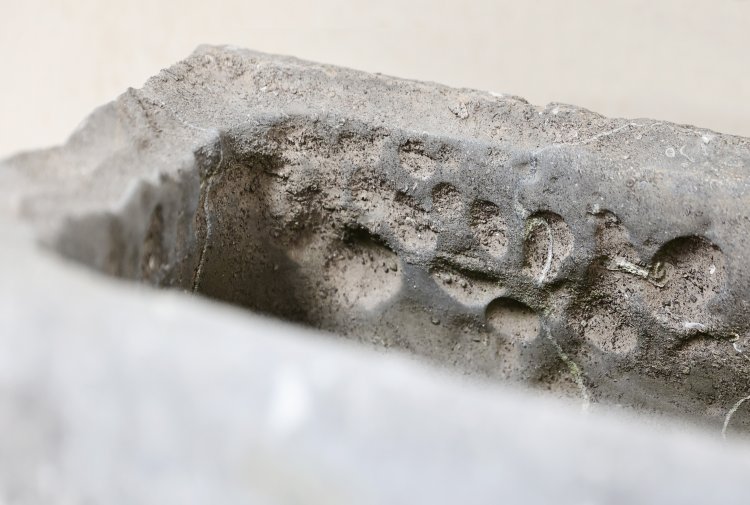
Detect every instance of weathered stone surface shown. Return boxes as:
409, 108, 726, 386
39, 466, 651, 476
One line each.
1, 45, 750, 502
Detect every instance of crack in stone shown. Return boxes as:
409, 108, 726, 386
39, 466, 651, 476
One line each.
192, 142, 225, 293
536, 217, 553, 286
722, 394, 750, 440
543, 325, 590, 412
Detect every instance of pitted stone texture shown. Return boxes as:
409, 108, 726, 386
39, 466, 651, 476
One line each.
2, 45, 750, 438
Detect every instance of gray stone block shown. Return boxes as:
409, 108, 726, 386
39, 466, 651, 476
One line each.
1, 45, 750, 503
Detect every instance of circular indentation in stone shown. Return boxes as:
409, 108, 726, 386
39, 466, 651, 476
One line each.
399, 140, 438, 180
351, 179, 438, 256
470, 200, 508, 259
388, 191, 438, 254
327, 230, 402, 311
582, 310, 638, 354
431, 183, 463, 216
647, 235, 727, 330
522, 212, 573, 284
485, 298, 540, 344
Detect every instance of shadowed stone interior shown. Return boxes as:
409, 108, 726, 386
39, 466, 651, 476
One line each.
52, 114, 750, 434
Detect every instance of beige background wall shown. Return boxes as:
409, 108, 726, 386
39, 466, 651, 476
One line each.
1, 0, 748, 158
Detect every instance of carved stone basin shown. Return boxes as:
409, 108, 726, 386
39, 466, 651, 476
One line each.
2, 46, 750, 503
46, 50, 750, 431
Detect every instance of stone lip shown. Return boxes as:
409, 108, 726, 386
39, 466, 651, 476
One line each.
1, 45, 750, 503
